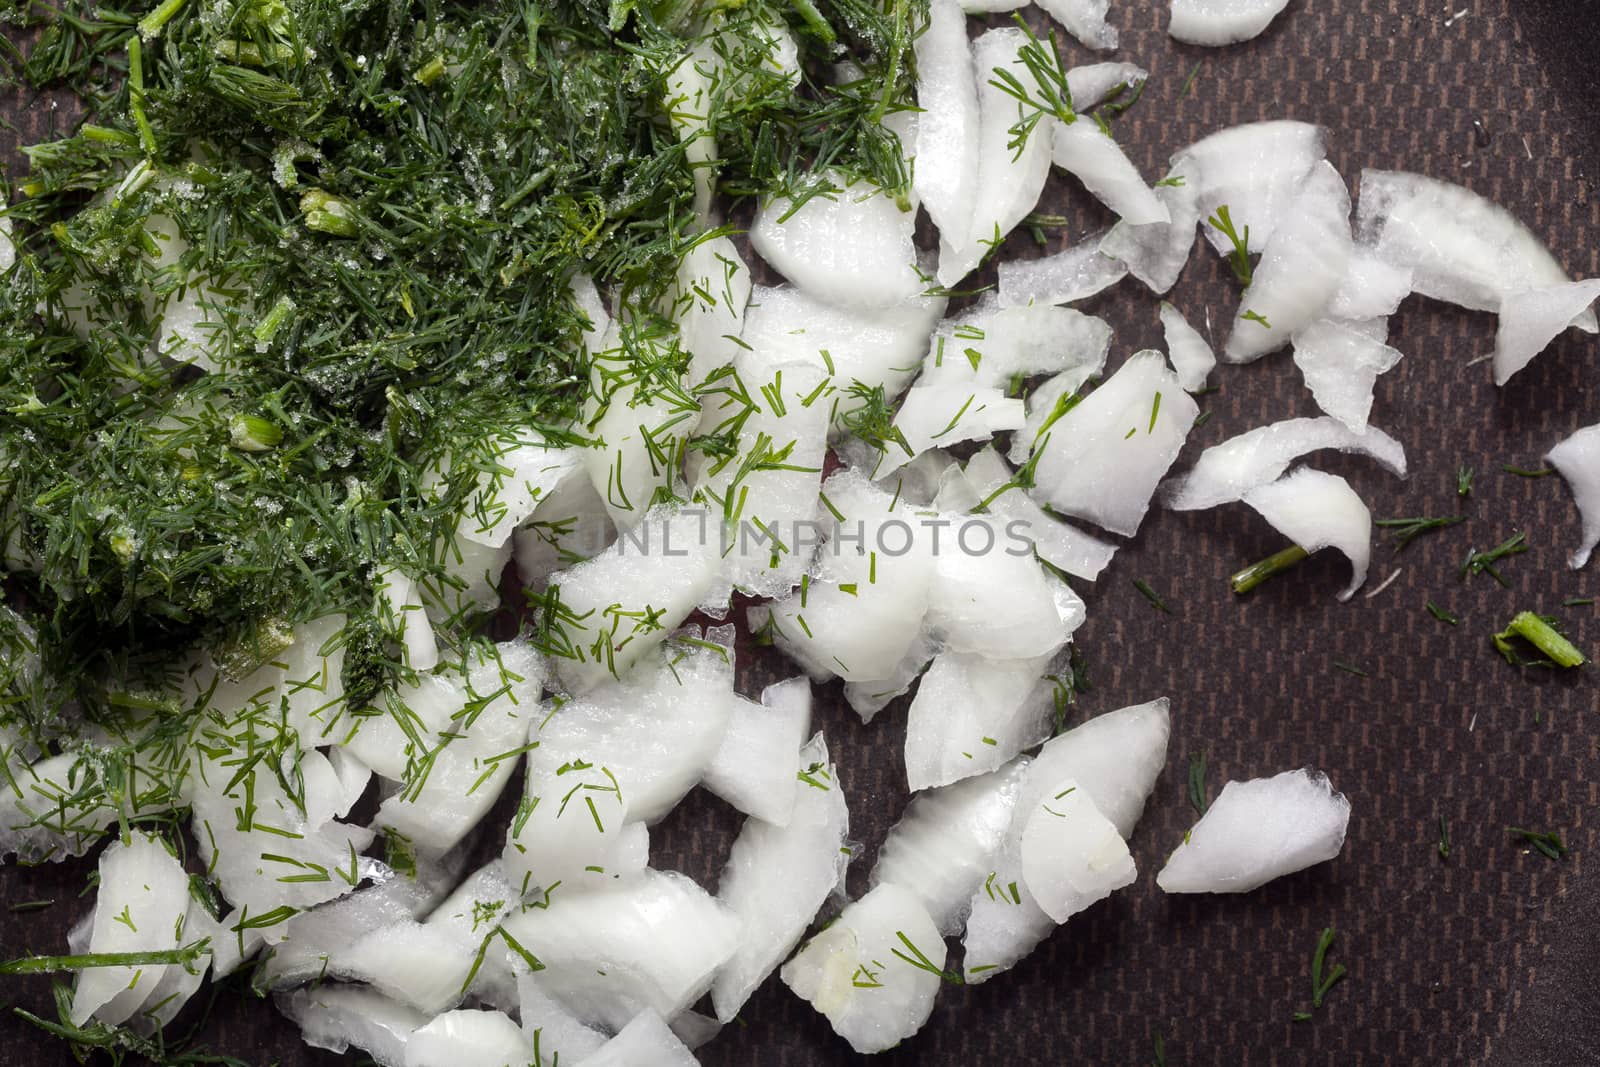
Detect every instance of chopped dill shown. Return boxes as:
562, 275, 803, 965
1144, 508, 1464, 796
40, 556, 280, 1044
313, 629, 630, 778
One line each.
1506, 826, 1567, 860
1133, 578, 1172, 614
1375, 515, 1465, 552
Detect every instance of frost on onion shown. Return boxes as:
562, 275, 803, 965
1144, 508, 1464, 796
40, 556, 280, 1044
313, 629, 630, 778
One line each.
1017, 777, 1136, 924
1168, 0, 1290, 46
938, 28, 1055, 286
1160, 302, 1216, 393
781, 881, 947, 1054
1157, 768, 1350, 893
1242, 468, 1373, 600
997, 233, 1130, 309
712, 732, 851, 1023
903, 652, 1056, 792
702, 676, 812, 826
1162, 415, 1407, 511
872, 759, 1029, 934
911, 0, 980, 251
1023, 349, 1199, 537
1178, 120, 1325, 259
0, 751, 119, 865
1292, 318, 1404, 432
1052, 119, 1170, 226
1226, 161, 1353, 363
500, 868, 741, 1029
72, 832, 206, 1028
1546, 423, 1600, 569
751, 171, 924, 310
1492, 279, 1600, 386
1356, 169, 1598, 333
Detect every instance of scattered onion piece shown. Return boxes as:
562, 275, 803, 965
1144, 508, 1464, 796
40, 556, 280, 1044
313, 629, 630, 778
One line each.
1159, 301, 1216, 393
997, 233, 1130, 309
1162, 415, 1407, 511
1492, 279, 1600, 386
1545, 422, 1600, 569
1241, 467, 1373, 600
1168, 0, 1291, 46
1291, 317, 1404, 431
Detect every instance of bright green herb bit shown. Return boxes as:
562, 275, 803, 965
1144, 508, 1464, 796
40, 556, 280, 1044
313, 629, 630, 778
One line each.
1426, 601, 1460, 626
1230, 544, 1309, 595
1506, 826, 1567, 860
1206, 204, 1253, 287
1187, 752, 1208, 816
1492, 611, 1585, 668
1375, 514, 1465, 552
1460, 533, 1528, 586
1133, 578, 1171, 614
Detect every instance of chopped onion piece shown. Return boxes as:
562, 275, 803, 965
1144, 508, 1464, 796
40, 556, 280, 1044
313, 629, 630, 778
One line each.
1162, 416, 1407, 511
420, 861, 525, 1009
904, 652, 1054, 792
919, 298, 1111, 391
1037, 0, 1117, 49
1066, 63, 1149, 109
0, 752, 118, 865
840, 633, 939, 723
1025, 350, 1199, 537
911, 0, 980, 251
405, 1010, 533, 1067
1493, 279, 1600, 386
1018, 777, 1136, 924
1242, 468, 1372, 600
958, 0, 1026, 10
1226, 161, 1353, 363
377, 567, 439, 674
752, 172, 924, 310
276, 986, 424, 1067
873, 385, 1024, 477
1178, 121, 1325, 258
1545, 423, 1600, 569
1160, 302, 1216, 393
500, 869, 741, 1027
712, 733, 851, 1023
1168, 0, 1290, 45
671, 234, 752, 388
0, 212, 13, 273
576, 1009, 701, 1067
702, 677, 812, 826
517, 973, 609, 1063
1357, 169, 1597, 332
663, 41, 721, 224
455, 431, 585, 550
1052, 120, 1169, 226
1157, 769, 1350, 893
960, 447, 1118, 581
1292, 318, 1404, 431
327, 920, 477, 1015
1327, 248, 1414, 320
738, 285, 946, 430
513, 471, 615, 590
579, 336, 699, 532
938, 29, 1055, 286
927, 531, 1082, 658
872, 759, 1029, 935
71, 832, 198, 1027
997, 234, 1129, 308
780, 882, 946, 1054
1098, 156, 1201, 295
546, 504, 722, 693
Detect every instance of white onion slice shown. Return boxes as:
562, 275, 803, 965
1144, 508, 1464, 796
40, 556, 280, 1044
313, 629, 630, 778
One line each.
911, 0, 980, 251
1157, 768, 1350, 893
1162, 416, 1407, 511
1169, 0, 1290, 45
517, 972, 609, 1063
377, 567, 439, 674
500, 868, 741, 1027
1160, 302, 1216, 393
904, 652, 1054, 792
1357, 169, 1598, 332
1328, 248, 1414, 320
454, 431, 585, 550
712, 732, 851, 1023
1292, 318, 1404, 431
671, 234, 752, 388
751, 172, 924, 310
928, 523, 1083, 658
959, 447, 1118, 581
873, 385, 1025, 478
997, 234, 1129, 308
663, 41, 721, 224
919, 298, 1111, 391
1052, 120, 1169, 226
840, 633, 939, 723
326, 920, 477, 1015
738, 285, 946, 429
958, 0, 1025, 11
577, 1009, 701, 1067
702, 676, 812, 826
1493, 280, 1600, 386
546, 504, 721, 693
405, 1010, 533, 1067
71, 832, 198, 1027
1179, 121, 1325, 258
276, 986, 423, 1067
1242, 468, 1372, 600
1066, 63, 1148, 109
1225, 161, 1353, 363
938, 28, 1055, 286
1098, 156, 1201, 295
1017, 777, 1136, 924
1545, 423, 1600, 569
513, 470, 615, 590
1037, 0, 1117, 50
1025, 349, 1199, 537
780, 882, 946, 1054
0, 211, 13, 273
871, 759, 1028, 935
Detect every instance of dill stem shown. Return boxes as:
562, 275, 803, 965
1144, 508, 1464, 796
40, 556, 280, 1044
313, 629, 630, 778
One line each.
1230, 544, 1309, 595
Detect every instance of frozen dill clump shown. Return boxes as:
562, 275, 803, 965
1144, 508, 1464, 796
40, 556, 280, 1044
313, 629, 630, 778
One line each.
0, 0, 922, 729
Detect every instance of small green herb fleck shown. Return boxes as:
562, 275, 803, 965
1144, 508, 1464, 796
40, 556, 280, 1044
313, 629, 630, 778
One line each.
1133, 578, 1172, 614
1230, 544, 1310, 595
1207, 205, 1253, 287
1457, 465, 1476, 496
1492, 611, 1585, 668
1187, 753, 1208, 816
1375, 515, 1465, 552
1506, 826, 1567, 860
1437, 815, 1451, 861
1501, 464, 1555, 478
1426, 601, 1460, 626
1460, 533, 1528, 586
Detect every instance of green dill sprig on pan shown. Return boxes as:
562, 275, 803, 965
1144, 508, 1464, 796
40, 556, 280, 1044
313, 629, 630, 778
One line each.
1375, 514, 1464, 552
1291, 926, 1348, 1021
1460, 533, 1528, 586
1187, 752, 1208, 816
1230, 544, 1309, 595
988, 13, 1077, 158
1491, 611, 1585, 668
1506, 826, 1567, 860
1206, 204, 1253, 287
